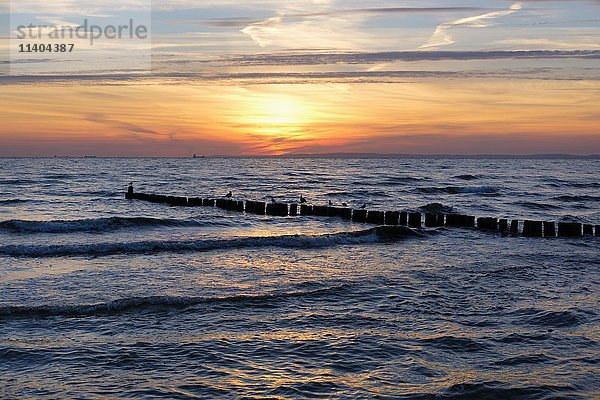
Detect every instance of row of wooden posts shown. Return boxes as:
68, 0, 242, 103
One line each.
126, 191, 599, 238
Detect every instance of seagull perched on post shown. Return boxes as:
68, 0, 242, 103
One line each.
328, 200, 333, 206
270, 196, 276, 203
225, 191, 232, 198
300, 195, 307, 203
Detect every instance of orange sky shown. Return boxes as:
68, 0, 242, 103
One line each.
1, 77, 599, 156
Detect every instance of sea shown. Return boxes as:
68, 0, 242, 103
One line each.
0, 157, 598, 399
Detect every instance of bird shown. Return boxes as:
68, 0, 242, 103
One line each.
270, 196, 276, 203
342, 202, 348, 207
225, 191, 232, 198
300, 195, 307, 203
360, 203, 367, 209
328, 200, 333, 206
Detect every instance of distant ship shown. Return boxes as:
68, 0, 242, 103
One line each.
193, 154, 206, 159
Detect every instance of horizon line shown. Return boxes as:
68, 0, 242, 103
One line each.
1, 153, 599, 159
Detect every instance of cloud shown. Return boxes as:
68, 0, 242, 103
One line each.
240, 5, 491, 49
86, 113, 159, 138
420, 3, 523, 49
222, 50, 600, 66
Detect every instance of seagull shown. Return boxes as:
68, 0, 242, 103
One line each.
328, 200, 333, 206
360, 203, 367, 209
270, 196, 276, 203
300, 195, 307, 203
225, 191, 232, 198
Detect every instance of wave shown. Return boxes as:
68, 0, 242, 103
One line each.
427, 381, 580, 400
554, 195, 600, 202
0, 285, 351, 318
416, 186, 500, 195
0, 216, 217, 234
0, 226, 423, 258
546, 180, 600, 189
419, 335, 489, 352
0, 199, 30, 205
510, 308, 586, 328
512, 201, 562, 211
419, 203, 454, 214
0, 179, 36, 185
381, 176, 426, 185
454, 174, 480, 180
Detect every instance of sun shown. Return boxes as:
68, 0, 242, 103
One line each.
247, 93, 312, 127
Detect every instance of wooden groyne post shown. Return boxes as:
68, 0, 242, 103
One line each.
125, 190, 597, 240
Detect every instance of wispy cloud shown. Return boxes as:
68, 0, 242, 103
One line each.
420, 3, 523, 49
240, 5, 492, 49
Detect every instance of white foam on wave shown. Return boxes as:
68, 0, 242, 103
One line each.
0, 226, 422, 257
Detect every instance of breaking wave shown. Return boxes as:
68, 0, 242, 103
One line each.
0, 285, 352, 318
0, 216, 224, 234
0, 226, 423, 257
416, 186, 500, 195
0, 199, 30, 206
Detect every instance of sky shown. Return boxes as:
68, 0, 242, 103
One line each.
0, 0, 599, 156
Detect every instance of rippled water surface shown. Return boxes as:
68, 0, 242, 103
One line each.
0, 158, 598, 399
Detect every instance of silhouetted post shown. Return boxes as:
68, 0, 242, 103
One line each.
251, 201, 266, 215
301, 204, 313, 216
289, 204, 298, 216
339, 208, 352, 220
325, 206, 338, 217
446, 214, 473, 228
510, 220, 519, 235
236, 201, 244, 212
478, 217, 497, 230
445, 214, 458, 227
155, 195, 167, 204
126, 183, 134, 199
313, 206, 329, 217
399, 212, 408, 226
188, 197, 202, 207
583, 224, 593, 235
436, 214, 445, 227
426, 213, 444, 227
543, 221, 556, 237
464, 216, 476, 228
523, 220, 543, 237
266, 203, 288, 216
596, 225, 600, 237
384, 211, 400, 226
367, 210, 385, 225
408, 212, 421, 228
425, 213, 437, 227
352, 209, 367, 223
202, 198, 215, 207
499, 219, 508, 232
481, 217, 497, 230
167, 196, 187, 206
558, 222, 582, 237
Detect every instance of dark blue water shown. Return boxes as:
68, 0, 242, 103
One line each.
1, 158, 598, 399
